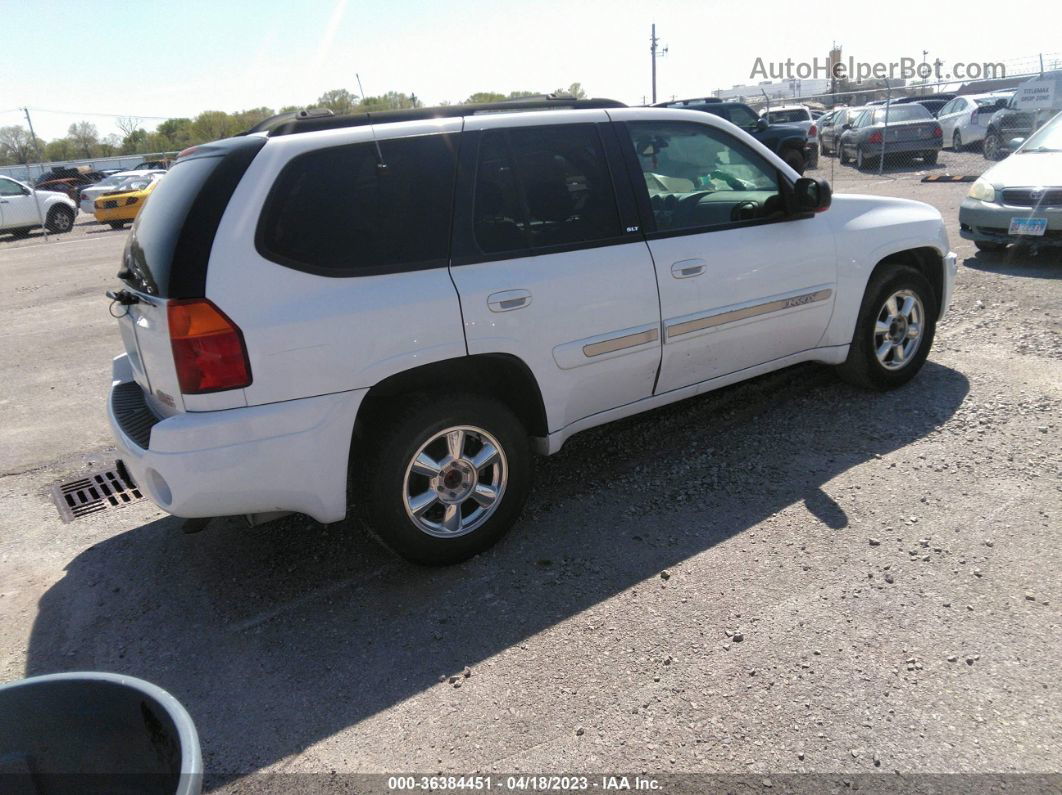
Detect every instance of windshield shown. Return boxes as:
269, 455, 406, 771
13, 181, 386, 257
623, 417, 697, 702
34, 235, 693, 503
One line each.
765, 109, 809, 124
114, 175, 158, 192
873, 105, 932, 123
1018, 111, 1062, 152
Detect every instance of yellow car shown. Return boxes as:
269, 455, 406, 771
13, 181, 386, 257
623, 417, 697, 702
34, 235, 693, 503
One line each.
94, 175, 161, 229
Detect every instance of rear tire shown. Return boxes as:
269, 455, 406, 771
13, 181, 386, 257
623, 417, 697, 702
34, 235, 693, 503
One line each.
45, 205, 74, 234
839, 146, 850, 165
983, 132, 1003, 160
975, 240, 1007, 252
835, 265, 937, 390
923, 150, 938, 165
109, 221, 127, 230
856, 148, 878, 171
952, 130, 963, 151
360, 393, 531, 565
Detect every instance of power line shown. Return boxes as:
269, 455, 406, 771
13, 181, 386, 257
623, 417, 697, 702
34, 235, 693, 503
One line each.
23, 107, 174, 121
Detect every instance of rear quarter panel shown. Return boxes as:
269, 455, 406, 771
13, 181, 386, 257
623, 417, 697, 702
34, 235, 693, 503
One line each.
204, 121, 469, 408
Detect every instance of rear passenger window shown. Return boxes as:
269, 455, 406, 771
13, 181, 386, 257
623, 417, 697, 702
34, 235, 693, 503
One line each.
259, 134, 457, 275
473, 124, 621, 254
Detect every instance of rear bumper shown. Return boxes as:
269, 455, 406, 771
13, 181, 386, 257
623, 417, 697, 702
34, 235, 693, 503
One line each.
108, 354, 365, 523
859, 139, 942, 156
959, 199, 1062, 246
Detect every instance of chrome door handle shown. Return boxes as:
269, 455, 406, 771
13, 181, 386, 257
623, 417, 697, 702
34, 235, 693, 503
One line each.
671, 259, 706, 279
487, 289, 532, 312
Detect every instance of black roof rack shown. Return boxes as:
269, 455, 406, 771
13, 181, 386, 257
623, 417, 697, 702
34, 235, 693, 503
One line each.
653, 97, 724, 107
250, 95, 627, 137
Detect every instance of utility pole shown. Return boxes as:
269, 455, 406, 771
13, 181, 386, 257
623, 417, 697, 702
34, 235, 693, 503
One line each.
922, 50, 929, 95
650, 25, 667, 104
20, 107, 48, 239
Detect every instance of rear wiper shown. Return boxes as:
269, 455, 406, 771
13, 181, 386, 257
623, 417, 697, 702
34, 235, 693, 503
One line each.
106, 288, 140, 306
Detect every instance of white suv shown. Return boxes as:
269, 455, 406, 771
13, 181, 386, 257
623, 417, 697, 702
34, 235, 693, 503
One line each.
106, 97, 957, 564
0, 176, 77, 237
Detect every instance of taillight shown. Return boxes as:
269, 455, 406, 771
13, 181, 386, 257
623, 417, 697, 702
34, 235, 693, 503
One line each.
167, 299, 252, 393
867, 131, 883, 144
809, 124, 817, 137
933, 125, 943, 138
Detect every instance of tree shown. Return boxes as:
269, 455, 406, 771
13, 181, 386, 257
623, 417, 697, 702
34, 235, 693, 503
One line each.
155, 118, 194, 150
0, 125, 43, 165
507, 90, 538, 99
464, 91, 507, 104
191, 111, 232, 143
553, 82, 586, 99
358, 91, 416, 111
230, 106, 276, 134
67, 121, 99, 158
316, 88, 358, 115
115, 116, 142, 139
44, 138, 77, 161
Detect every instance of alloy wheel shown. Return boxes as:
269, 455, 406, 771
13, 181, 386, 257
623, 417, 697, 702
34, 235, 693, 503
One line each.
402, 425, 507, 538
874, 289, 925, 370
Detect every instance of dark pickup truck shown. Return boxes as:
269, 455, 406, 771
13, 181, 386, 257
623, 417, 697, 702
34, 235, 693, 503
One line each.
654, 98, 817, 174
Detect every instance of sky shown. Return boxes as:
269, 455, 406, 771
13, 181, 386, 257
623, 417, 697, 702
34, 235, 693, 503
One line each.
2, 0, 1060, 141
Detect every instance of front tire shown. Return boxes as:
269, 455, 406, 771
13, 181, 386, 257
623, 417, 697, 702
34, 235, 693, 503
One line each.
45, 205, 74, 234
782, 148, 805, 175
975, 240, 1007, 252
835, 265, 937, 390
361, 394, 531, 565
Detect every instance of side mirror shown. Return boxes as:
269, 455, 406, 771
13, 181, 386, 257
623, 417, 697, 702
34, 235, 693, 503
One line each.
794, 177, 832, 213
21, 186, 31, 195
756, 118, 769, 132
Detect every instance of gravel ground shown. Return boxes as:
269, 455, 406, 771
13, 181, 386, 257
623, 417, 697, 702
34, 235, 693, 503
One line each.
0, 150, 1059, 792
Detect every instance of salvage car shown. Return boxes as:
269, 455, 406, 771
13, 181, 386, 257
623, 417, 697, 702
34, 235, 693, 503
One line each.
105, 97, 956, 565
94, 174, 162, 229
819, 107, 865, 156
839, 105, 943, 170
960, 109, 1062, 251
936, 94, 1010, 151
0, 175, 77, 237
80, 170, 165, 215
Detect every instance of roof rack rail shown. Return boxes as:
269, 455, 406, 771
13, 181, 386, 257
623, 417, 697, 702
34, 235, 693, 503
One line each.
653, 97, 723, 107
259, 95, 627, 137
240, 107, 335, 135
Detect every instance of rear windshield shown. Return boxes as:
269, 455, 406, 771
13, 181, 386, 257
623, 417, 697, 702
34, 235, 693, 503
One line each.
122, 155, 223, 296
874, 105, 932, 123
765, 109, 809, 124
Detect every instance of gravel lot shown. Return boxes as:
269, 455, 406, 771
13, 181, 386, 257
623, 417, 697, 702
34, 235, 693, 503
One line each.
1, 150, 1059, 791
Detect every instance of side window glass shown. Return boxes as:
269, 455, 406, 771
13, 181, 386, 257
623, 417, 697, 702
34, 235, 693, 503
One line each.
473, 124, 621, 254
625, 121, 784, 233
0, 178, 25, 196
259, 134, 458, 274
727, 106, 759, 129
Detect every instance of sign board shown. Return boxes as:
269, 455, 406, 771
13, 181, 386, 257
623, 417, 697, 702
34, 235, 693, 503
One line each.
1014, 79, 1057, 111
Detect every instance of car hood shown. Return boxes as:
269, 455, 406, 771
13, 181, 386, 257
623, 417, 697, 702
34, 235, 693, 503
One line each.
982, 151, 1062, 186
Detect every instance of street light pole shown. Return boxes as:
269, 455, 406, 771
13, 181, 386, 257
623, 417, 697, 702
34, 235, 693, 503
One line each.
650, 25, 667, 104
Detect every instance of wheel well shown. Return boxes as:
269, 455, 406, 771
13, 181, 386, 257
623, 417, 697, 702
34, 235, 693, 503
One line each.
355, 354, 549, 439
872, 247, 945, 318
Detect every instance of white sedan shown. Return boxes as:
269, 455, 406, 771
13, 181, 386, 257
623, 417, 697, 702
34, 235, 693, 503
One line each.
936, 94, 1010, 151
78, 169, 165, 215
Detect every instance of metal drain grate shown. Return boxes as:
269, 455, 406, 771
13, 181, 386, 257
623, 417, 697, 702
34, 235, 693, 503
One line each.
51, 463, 144, 522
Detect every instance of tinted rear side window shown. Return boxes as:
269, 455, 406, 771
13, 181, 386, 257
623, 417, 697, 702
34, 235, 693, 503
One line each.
122, 137, 264, 297
473, 124, 620, 254
258, 134, 458, 276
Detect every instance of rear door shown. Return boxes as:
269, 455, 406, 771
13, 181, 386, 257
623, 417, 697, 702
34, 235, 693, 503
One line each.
614, 112, 836, 394
449, 113, 661, 433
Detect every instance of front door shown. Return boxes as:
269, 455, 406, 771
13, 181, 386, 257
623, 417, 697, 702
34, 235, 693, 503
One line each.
0, 177, 41, 228
616, 118, 837, 395
449, 116, 661, 433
